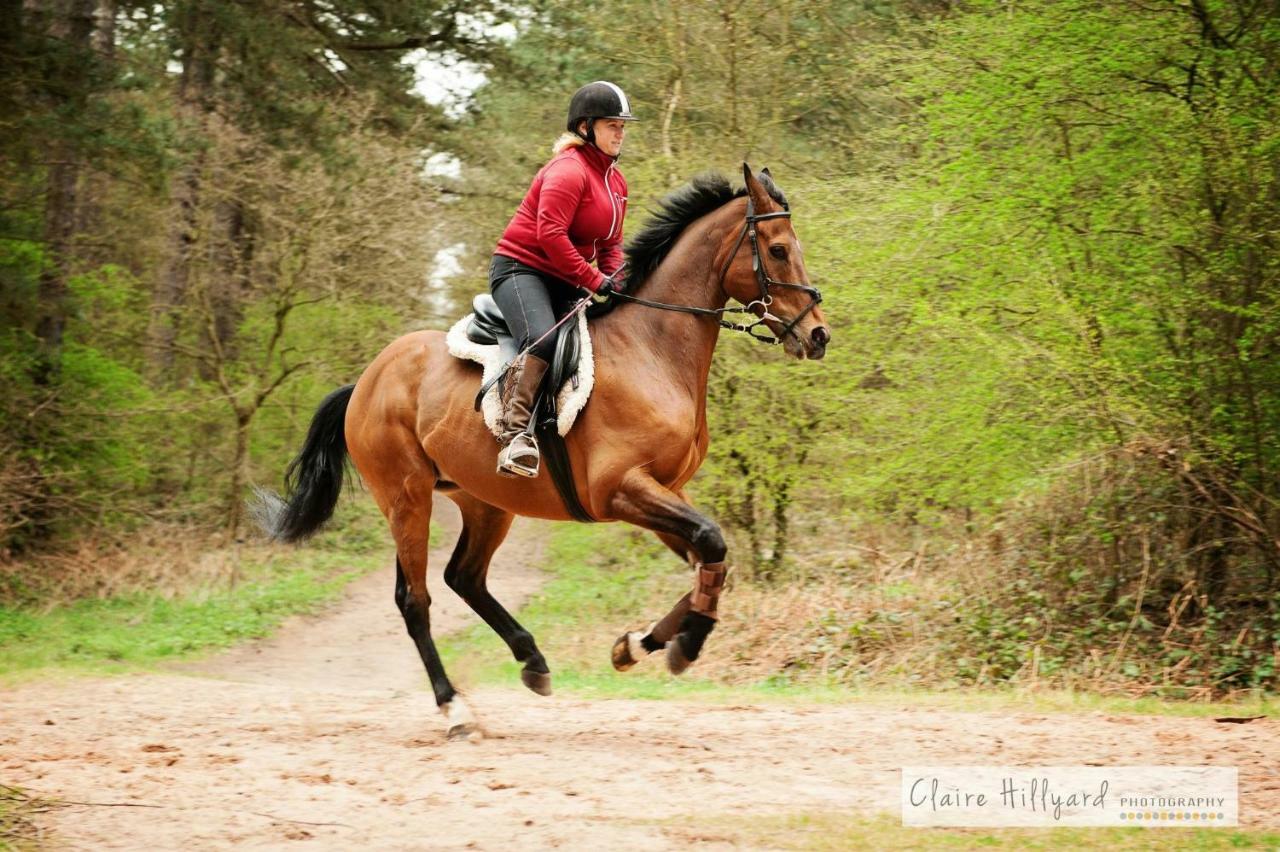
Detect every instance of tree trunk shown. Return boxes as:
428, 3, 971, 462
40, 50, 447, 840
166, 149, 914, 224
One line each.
769, 479, 790, 581
658, 5, 685, 187
89, 0, 111, 53
34, 156, 79, 379
720, 3, 739, 136
148, 162, 201, 377
31, 0, 96, 382
202, 197, 251, 374
147, 0, 221, 380
73, 0, 116, 249
227, 411, 251, 539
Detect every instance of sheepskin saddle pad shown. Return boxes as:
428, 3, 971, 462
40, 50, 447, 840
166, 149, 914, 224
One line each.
445, 294, 595, 438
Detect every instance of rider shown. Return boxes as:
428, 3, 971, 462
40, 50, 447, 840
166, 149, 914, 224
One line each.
488, 81, 635, 478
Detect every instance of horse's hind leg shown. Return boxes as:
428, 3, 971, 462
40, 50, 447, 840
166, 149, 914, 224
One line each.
443, 492, 552, 696
386, 472, 478, 741
607, 474, 727, 675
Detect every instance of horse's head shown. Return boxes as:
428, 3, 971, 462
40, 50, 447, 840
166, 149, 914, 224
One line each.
718, 164, 830, 360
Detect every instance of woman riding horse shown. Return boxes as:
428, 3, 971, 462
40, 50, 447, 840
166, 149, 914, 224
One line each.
489, 80, 635, 478
259, 136, 831, 739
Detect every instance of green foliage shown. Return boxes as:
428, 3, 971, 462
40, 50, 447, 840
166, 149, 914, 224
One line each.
0, 0, 524, 553
870, 0, 1280, 486
683, 0, 1280, 597
0, 321, 163, 548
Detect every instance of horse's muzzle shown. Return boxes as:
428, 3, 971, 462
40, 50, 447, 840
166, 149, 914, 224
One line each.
807, 325, 830, 360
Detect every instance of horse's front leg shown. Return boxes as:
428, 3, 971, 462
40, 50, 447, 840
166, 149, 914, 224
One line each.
607, 474, 727, 675
611, 531, 692, 667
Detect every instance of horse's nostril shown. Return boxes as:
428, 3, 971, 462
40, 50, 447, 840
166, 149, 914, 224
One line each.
812, 326, 831, 347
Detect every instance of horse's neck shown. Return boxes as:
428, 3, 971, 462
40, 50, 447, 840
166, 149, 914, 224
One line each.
598, 209, 734, 402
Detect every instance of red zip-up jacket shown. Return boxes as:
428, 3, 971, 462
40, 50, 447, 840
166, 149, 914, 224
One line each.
494, 141, 627, 293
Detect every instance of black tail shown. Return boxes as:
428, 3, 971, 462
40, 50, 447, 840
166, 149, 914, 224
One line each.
251, 384, 355, 543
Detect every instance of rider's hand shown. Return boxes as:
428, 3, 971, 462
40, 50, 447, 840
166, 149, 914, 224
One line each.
594, 275, 619, 300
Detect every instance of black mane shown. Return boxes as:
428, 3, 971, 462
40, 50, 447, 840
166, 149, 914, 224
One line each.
623, 171, 788, 289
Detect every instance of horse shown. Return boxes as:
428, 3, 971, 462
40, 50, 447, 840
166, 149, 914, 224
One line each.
255, 164, 831, 740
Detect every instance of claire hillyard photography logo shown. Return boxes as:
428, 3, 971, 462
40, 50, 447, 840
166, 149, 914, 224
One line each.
901, 766, 1237, 828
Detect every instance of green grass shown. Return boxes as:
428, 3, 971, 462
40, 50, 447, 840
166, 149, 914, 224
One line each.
0, 553, 368, 675
439, 522, 1275, 720
0, 501, 435, 681
681, 812, 1280, 850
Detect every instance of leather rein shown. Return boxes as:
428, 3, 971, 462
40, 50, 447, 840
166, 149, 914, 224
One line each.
609, 196, 823, 345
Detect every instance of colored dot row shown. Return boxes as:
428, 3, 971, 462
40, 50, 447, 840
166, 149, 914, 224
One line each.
1119, 812, 1226, 821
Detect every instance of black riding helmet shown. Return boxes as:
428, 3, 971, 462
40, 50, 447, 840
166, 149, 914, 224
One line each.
567, 81, 638, 145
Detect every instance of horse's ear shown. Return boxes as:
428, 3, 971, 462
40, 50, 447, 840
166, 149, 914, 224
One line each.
760, 166, 772, 178
742, 161, 772, 212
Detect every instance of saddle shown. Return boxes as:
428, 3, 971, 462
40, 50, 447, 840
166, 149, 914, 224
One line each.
463, 294, 584, 398
448, 294, 596, 522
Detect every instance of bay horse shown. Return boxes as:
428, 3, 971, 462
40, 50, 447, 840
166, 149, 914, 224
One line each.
256, 164, 830, 740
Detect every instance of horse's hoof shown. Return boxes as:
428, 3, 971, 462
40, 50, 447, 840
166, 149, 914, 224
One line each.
446, 722, 482, 743
441, 697, 481, 742
665, 633, 694, 675
611, 632, 636, 671
521, 668, 553, 696
611, 631, 647, 671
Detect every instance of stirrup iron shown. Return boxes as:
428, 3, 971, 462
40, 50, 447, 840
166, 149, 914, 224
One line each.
497, 432, 540, 478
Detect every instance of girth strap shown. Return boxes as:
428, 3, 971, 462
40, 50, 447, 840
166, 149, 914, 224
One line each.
535, 389, 595, 523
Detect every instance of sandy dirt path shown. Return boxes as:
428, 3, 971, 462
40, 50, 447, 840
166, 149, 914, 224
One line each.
4, 496, 1280, 849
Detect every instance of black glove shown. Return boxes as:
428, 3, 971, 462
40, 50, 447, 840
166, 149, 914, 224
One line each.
594, 275, 619, 299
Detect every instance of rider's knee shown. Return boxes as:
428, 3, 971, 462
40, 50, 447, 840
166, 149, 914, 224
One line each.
526, 331, 557, 362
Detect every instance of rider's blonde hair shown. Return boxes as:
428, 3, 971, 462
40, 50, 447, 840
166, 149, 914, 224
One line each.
552, 131, 585, 154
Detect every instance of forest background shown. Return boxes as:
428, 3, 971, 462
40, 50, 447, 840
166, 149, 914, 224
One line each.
2, 0, 1277, 699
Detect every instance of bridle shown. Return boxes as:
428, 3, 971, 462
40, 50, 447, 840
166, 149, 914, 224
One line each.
716, 195, 824, 343
611, 195, 823, 346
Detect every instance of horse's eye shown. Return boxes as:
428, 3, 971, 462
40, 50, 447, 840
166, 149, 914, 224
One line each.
769, 245, 787, 260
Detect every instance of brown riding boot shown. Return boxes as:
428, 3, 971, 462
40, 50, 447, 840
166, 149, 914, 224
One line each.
496, 352, 551, 478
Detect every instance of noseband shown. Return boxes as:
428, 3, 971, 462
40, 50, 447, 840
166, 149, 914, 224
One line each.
611, 195, 824, 346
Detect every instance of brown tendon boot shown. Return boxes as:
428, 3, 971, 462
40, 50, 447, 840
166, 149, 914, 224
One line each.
496, 352, 551, 478
690, 561, 727, 619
